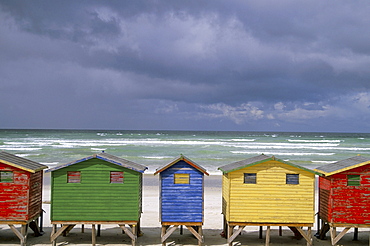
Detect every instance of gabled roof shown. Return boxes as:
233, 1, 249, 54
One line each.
314, 155, 370, 176
0, 151, 47, 173
46, 152, 148, 173
154, 154, 209, 176
218, 154, 320, 175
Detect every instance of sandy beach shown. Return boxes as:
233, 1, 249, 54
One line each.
0, 174, 369, 246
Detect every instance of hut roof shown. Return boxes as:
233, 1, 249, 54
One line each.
154, 154, 209, 175
46, 152, 148, 173
218, 154, 320, 175
314, 155, 370, 176
0, 151, 48, 173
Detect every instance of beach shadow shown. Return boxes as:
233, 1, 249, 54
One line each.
2, 225, 368, 245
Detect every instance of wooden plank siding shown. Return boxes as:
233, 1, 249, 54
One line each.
160, 161, 205, 223
0, 163, 29, 221
318, 177, 331, 222
225, 160, 315, 224
323, 164, 370, 224
28, 171, 43, 220
51, 158, 142, 222
222, 173, 230, 217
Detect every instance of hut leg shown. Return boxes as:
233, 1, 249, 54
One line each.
228, 225, 233, 246
132, 224, 137, 246
119, 224, 137, 245
97, 224, 101, 237
259, 226, 263, 239
221, 215, 227, 238
51, 224, 57, 246
180, 225, 183, 235
354, 227, 358, 241
279, 226, 282, 236
138, 220, 142, 237
9, 224, 27, 246
331, 227, 351, 246
21, 224, 28, 246
296, 227, 313, 246
330, 227, 336, 246
198, 226, 203, 246
92, 224, 96, 246
81, 224, 84, 233
187, 225, 203, 245
161, 226, 167, 246
316, 214, 320, 236
307, 227, 312, 246
40, 210, 44, 232
265, 226, 271, 246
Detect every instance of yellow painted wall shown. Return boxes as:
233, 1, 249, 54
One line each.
222, 173, 230, 216
223, 160, 315, 223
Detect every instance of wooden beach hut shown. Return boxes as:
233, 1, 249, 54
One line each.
315, 155, 370, 246
47, 152, 147, 246
218, 154, 318, 246
154, 155, 209, 246
0, 151, 47, 246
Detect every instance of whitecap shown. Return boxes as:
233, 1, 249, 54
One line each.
0, 147, 43, 151
230, 151, 335, 156
311, 161, 337, 164
287, 139, 341, 143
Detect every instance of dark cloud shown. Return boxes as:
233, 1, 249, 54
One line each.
1, 1, 370, 132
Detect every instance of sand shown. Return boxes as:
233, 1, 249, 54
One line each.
0, 175, 369, 246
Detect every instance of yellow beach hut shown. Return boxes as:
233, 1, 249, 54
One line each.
218, 154, 318, 246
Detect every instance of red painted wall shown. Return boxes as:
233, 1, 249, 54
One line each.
0, 162, 34, 221
319, 164, 370, 224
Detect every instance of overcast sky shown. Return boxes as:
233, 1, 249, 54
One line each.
1, 1, 370, 132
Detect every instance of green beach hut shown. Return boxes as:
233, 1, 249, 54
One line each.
47, 152, 147, 246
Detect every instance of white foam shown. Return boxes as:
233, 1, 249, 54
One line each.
288, 139, 341, 143
311, 160, 337, 164
0, 147, 43, 151
230, 151, 335, 156
40, 162, 59, 167
227, 142, 339, 150
229, 139, 256, 142
16, 153, 32, 157
91, 148, 106, 151
142, 156, 171, 159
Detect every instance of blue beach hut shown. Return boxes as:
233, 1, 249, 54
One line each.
154, 155, 209, 246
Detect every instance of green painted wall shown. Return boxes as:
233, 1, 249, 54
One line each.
51, 158, 142, 221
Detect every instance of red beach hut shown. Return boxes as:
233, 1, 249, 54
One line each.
315, 155, 370, 245
0, 151, 48, 246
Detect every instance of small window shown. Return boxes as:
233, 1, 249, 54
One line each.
110, 171, 124, 183
286, 174, 299, 185
244, 173, 257, 184
174, 173, 190, 184
0, 171, 13, 183
67, 171, 81, 183
348, 175, 360, 186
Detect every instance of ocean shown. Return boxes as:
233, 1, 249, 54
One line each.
1, 129, 370, 175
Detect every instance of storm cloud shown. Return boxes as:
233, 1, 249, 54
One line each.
1, 1, 370, 132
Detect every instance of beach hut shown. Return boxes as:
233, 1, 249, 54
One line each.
315, 155, 370, 246
154, 155, 209, 246
218, 154, 318, 246
0, 151, 47, 246
47, 152, 147, 246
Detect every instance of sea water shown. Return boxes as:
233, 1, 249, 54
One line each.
1, 129, 370, 174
